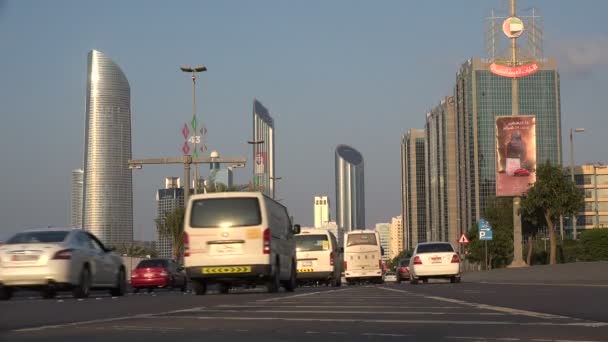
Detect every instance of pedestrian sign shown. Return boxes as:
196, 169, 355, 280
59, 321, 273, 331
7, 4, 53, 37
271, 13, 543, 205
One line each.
458, 233, 470, 244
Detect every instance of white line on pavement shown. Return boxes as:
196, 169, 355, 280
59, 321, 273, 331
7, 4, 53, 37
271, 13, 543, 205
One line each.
256, 288, 352, 302
477, 281, 608, 288
199, 309, 505, 315
218, 305, 463, 309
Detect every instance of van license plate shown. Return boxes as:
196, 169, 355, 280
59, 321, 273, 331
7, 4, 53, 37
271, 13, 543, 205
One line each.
301, 261, 312, 267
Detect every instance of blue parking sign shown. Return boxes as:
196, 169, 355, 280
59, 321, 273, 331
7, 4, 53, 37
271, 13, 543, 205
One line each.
479, 230, 493, 240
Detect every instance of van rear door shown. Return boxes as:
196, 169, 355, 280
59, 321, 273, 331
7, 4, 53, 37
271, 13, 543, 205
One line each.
295, 234, 331, 272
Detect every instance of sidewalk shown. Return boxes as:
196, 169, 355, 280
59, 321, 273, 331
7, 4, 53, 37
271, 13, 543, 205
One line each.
462, 261, 608, 286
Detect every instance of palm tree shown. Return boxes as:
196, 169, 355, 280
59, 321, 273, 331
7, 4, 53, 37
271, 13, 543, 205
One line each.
198, 169, 249, 193
155, 207, 186, 260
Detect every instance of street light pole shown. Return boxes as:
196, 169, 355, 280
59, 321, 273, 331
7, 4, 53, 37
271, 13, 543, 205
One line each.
181, 65, 207, 194
270, 176, 282, 199
570, 127, 585, 239
248, 139, 265, 192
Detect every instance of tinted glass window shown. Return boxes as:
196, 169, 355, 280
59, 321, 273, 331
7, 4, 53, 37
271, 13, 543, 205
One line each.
137, 259, 169, 268
190, 198, 261, 228
6, 231, 69, 244
399, 259, 410, 266
296, 235, 329, 252
416, 243, 454, 254
346, 233, 378, 247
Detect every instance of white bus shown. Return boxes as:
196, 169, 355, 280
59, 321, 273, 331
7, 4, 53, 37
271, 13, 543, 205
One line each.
343, 230, 384, 284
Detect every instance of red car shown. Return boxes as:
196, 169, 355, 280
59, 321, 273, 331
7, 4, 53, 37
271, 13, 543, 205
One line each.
396, 258, 410, 283
130, 259, 188, 292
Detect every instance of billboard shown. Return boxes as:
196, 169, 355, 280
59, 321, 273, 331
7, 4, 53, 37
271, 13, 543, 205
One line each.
254, 152, 267, 175
496, 115, 536, 197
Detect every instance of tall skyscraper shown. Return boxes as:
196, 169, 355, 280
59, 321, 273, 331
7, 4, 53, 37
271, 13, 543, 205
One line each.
401, 129, 427, 250
389, 216, 403, 259
156, 177, 184, 259
252, 99, 275, 198
454, 57, 561, 232
425, 96, 459, 244
375, 223, 390, 262
335, 145, 365, 233
82, 50, 133, 247
314, 195, 330, 228
71, 169, 84, 228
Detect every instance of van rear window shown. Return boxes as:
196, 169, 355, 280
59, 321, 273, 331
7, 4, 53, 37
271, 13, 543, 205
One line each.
346, 233, 377, 247
190, 198, 261, 228
295, 235, 329, 252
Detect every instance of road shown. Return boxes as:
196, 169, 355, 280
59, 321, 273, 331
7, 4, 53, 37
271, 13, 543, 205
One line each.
1, 281, 607, 341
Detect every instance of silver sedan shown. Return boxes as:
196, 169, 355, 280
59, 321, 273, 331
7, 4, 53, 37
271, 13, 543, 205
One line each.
0, 228, 127, 300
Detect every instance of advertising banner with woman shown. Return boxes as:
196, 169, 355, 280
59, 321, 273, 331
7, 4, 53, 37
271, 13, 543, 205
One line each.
496, 115, 537, 197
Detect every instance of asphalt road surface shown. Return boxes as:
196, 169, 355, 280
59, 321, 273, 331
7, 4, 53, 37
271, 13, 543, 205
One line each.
1, 281, 607, 341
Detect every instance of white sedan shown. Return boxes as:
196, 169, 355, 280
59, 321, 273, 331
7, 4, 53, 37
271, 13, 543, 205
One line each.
0, 228, 127, 300
409, 242, 461, 284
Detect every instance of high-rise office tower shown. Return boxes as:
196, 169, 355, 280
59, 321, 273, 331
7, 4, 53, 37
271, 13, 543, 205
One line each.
71, 169, 84, 228
82, 50, 133, 247
454, 57, 561, 233
401, 129, 427, 250
252, 99, 275, 198
425, 96, 459, 244
374, 223, 390, 262
335, 145, 365, 233
389, 216, 403, 259
156, 177, 184, 259
314, 195, 330, 228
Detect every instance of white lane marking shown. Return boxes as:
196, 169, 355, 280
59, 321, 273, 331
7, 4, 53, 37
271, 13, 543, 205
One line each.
378, 287, 579, 320
201, 309, 504, 316
256, 288, 352, 302
12, 306, 207, 333
364, 332, 413, 337
111, 325, 184, 331
446, 337, 520, 341
477, 281, 608, 288
219, 305, 463, 309
144, 315, 608, 326
532, 339, 607, 342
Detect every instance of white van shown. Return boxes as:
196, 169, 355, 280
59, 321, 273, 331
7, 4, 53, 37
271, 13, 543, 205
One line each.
294, 228, 342, 287
183, 192, 301, 295
343, 230, 384, 284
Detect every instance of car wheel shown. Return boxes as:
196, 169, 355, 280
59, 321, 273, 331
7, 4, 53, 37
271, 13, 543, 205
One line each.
396, 277, 401, 284
73, 267, 91, 299
0, 287, 13, 300
410, 276, 419, 285
284, 262, 297, 292
266, 262, 280, 293
219, 283, 230, 294
180, 279, 188, 292
147, 288, 154, 293
133, 288, 140, 294
192, 280, 207, 295
110, 268, 126, 297
42, 287, 57, 299
422, 277, 428, 284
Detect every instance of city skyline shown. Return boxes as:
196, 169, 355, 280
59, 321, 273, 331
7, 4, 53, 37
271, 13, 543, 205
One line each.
1, 1, 607, 241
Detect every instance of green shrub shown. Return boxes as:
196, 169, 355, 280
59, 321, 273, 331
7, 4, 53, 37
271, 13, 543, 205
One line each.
577, 229, 608, 261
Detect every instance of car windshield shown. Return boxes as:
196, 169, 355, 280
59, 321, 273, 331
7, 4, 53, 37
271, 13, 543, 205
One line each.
137, 259, 168, 268
416, 243, 454, 254
399, 259, 410, 266
6, 231, 69, 244
190, 198, 261, 228
296, 235, 329, 252
346, 233, 378, 247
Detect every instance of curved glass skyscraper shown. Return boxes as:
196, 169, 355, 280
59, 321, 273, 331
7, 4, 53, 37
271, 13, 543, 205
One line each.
82, 50, 133, 247
335, 145, 365, 233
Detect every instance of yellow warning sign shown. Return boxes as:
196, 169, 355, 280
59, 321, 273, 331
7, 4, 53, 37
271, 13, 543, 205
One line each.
297, 268, 314, 273
322, 241, 329, 250
202, 266, 252, 274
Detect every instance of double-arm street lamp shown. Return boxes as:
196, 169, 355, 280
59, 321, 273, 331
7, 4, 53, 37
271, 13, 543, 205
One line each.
181, 65, 207, 194
570, 127, 585, 239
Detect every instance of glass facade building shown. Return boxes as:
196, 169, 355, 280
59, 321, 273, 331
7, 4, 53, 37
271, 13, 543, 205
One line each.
71, 169, 84, 228
374, 223, 390, 262
455, 57, 562, 231
335, 144, 365, 233
156, 178, 185, 259
401, 129, 427, 250
252, 99, 275, 198
82, 50, 133, 247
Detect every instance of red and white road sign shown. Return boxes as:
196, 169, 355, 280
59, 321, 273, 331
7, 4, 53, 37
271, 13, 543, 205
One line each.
458, 233, 470, 244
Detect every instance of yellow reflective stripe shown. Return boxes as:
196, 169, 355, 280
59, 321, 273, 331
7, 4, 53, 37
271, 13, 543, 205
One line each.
297, 268, 315, 273
201, 266, 252, 274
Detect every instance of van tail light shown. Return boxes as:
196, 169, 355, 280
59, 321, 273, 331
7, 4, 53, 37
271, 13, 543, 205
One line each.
413, 256, 422, 265
379, 260, 383, 270
184, 232, 190, 257
344, 261, 348, 271
330, 252, 334, 266
451, 254, 460, 263
263, 228, 271, 254
52, 249, 73, 260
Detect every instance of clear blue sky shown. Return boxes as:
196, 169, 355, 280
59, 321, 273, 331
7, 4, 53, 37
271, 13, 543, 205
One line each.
1, 0, 607, 241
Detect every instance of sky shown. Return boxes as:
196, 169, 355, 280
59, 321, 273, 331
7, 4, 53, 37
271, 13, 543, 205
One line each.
1, 0, 607, 241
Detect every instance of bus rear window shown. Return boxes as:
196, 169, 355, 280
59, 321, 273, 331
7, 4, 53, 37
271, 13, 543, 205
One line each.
295, 235, 329, 252
346, 233, 377, 247
190, 198, 261, 228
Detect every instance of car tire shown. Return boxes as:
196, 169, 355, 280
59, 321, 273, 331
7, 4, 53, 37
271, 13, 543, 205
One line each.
180, 280, 188, 292
266, 262, 280, 293
284, 263, 297, 292
110, 268, 126, 297
422, 277, 428, 284
410, 276, 419, 285
133, 288, 140, 294
396, 277, 401, 284
73, 267, 91, 299
0, 287, 13, 300
42, 287, 57, 299
192, 280, 207, 295
219, 283, 230, 294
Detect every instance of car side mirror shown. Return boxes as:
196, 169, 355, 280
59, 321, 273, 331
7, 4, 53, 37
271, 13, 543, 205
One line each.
107, 247, 116, 253
292, 224, 301, 235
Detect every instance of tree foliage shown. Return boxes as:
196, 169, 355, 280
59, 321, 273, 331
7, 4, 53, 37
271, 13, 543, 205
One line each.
155, 207, 186, 260
387, 249, 413, 271
577, 229, 608, 261
115, 243, 157, 258
520, 161, 584, 264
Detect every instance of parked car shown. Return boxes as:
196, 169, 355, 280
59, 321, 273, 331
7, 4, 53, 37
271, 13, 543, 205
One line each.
0, 228, 127, 300
409, 242, 461, 284
396, 258, 410, 283
130, 258, 187, 292
384, 271, 397, 282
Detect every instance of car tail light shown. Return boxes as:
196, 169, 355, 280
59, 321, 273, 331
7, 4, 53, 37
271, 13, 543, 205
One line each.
159, 270, 168, 277
413, 256, 422, 265
451, 254, 460, 263
52, 249, 73, 260
263, 228, 270, 254
378, 260, 383, 270
330, 252, 334, 266
344, 261, 348, 271
184, 232, 190, 257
